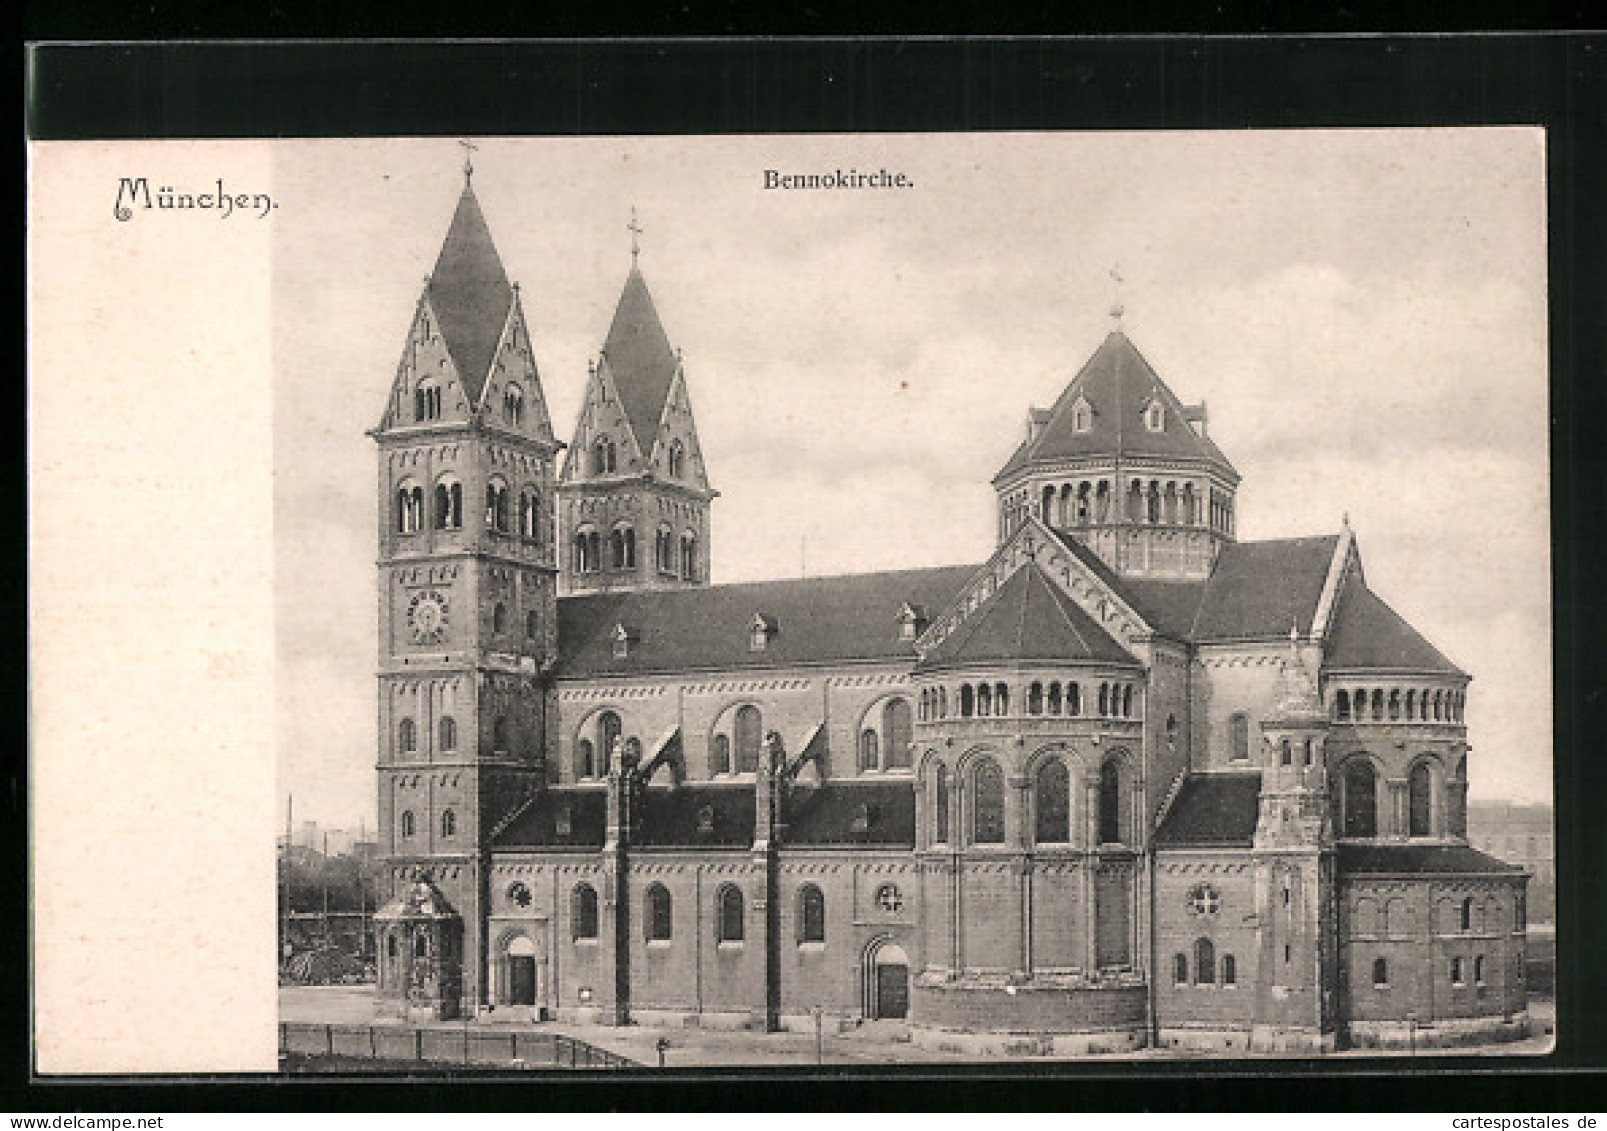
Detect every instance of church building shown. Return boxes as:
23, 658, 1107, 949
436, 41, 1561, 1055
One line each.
369, 169, 1530, 1054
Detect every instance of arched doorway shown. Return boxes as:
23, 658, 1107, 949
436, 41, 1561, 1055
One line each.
502, 933, 539, 1007
863, 939, 910, 1020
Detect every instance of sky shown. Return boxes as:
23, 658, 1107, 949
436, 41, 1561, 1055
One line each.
273, 130, 1550, 830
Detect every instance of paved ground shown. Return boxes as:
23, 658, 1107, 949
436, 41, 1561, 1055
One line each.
280, 986, 1557, 1069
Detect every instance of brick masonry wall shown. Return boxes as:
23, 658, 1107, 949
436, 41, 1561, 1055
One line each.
911, 982, 1146, 1033
1153, 852, 1259, 1029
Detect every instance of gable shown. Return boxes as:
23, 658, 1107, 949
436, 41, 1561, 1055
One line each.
474, 300, 557, 444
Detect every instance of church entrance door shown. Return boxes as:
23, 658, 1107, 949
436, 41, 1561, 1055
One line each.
509, 956, 537, 1005
875, 964, 909, 1019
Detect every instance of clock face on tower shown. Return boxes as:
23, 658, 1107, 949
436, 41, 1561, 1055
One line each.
407, 588, 450, 644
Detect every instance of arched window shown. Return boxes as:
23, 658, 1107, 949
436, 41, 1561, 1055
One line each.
1122, 684, 1134, 717
1222, 954, 1237, 986
414, 381, 442, 421
1098, 683, 1109, 716
1066, 681, 1081, 716
1099, 758, 1123, 844
438, 716, 456, 751
1343, 761, 1378, 838
1028, 682, 1044, 714
572, 884, 599, 940
1034, 759, 1071, 844
970, 758, 1005, 844
934, 763, 950, 843
977, 683, 992, 716
396, 483, 424, 534
859, 729, 880, 772
717, 884, 745, 943
1173, 954, 1188, 985
592, 436, 617, 476
574, 738, 595, 780
400, 810, 415, 838
994, 683, 1009, 716
597, 712, 622, 772
434, 478, 463, 529
667, 440, 686, 479
884, 699, 912, 769
797, 884, 826, 944
1194, 938, 1215, 985
960, 685, 975, 717
493, 603, 508, 635
1229, 713, 1250, 759
733, 706, 762, 774
1371, 689, 1385, 721
440, 809, 456, 838
1335, 690, 1351, 721
1451, 956, 1466, 985
1373, 957, 1389, 987
503, 383, 523, 427
493, 715, 510, 753
485, 481, 509, 532
710, 734, 731, 776
519, 491, 540, 540
398, 717, 416, 754
646, 884, 673, 942
680, 533, 698, 581
1409, 761, 1434, 836
1280, 737, 1293, 767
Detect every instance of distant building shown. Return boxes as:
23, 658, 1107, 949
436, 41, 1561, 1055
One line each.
1468, 801, 1553, 923
365, 171, 1529, 1053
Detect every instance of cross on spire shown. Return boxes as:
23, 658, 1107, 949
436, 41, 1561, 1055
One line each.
1108, 266, 1125, 325
627, 206, 643, 265
459, 139, 478, 182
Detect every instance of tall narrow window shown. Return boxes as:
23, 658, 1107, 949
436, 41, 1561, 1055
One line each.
733, 706, 762, 774
1194, 938, 1215, 985
434, 479, 463, 529
717, 884, 745, 943
1034, 759, 1071, 844
1373, 957, 1389, 987
710, 734, 731, 776
797, 884, 826, 944
1174, 954, 1188, 985
572, 884, 599, 940
398, 718, 416, 754
646, 884, 672, 942
440, 809, 456, 838
1343, 761, 1378, 837
1222, 954, 1237, 986
598, 712, 622, 772
934, 763, 950, 843
400, 810, 415, 838
1409, 761, 1434, 836
438, 716, 456, 751
574, 738, 594, 780
971, 758, 1005, 844
859, 729, 880, 772
1336, 690, 1351, 721
960, 685, 975, 717
503, 384, 523, 427
1066, 681, 1081, 716
884, 699, 912, 769
1099, 758, 1123, 844
1460, 896, 1473, 932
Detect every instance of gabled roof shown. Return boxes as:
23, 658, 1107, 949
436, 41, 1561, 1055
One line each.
1324, 574, 1466, 676
1191, 535, 1342, 642
553, 563, 977, 678
600, 266, 680, 455
1154, 773, 1263, 848
917, 561, 1136, 671
426, 183, 514, 404
1337, 843, 1524, 877
1044, 527, 1203, 640
995, 331, 1236, 482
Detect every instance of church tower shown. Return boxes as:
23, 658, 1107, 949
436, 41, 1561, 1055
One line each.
992, 324, 1239, 581
1250, 631, 1338, 1051
370, 160, 561, 1015
557, 215, 717, 594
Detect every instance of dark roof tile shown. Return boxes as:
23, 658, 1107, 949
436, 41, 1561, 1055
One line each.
784, 781, 915, 847
1155, 773, 1263, 847
1325, 576, 1465, 675
1191, 535, 1340, 641
918, 562, 1135, 670
554, 564, 976, 678
492, 789, 607, 850
1338, 843, 1524, 876
427, 184, 513, 403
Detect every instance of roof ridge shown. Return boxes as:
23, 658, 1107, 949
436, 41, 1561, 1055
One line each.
1038, 564, 1096, 655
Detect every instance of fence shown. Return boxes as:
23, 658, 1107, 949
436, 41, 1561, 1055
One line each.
279, 1022, 639, 1070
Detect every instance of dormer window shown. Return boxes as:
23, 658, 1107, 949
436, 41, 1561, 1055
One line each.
1071, 396, 1093, 434
749, 614, 778, 652
896, 602, 928, 642
1144, 395, 1165, 433
611, 623, 639, 659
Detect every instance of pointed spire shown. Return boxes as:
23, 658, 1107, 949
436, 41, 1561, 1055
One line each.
599, 263, 679, 453
426, 173, 513, 402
